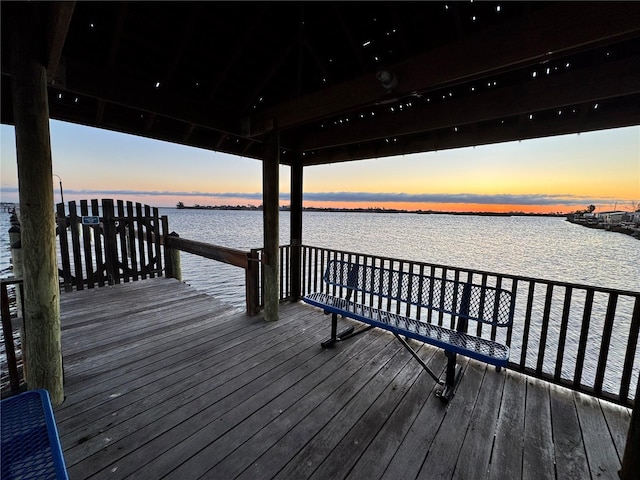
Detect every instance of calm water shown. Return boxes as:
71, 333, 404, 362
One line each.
1, 208, 639, 396
2, 208, 637, 294
157, 209, 639, 306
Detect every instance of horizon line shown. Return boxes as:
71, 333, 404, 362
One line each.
0, 186, 634, 208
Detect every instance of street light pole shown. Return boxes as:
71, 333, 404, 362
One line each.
52, 173, 64, 206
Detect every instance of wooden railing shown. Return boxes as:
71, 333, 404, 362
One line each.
1, 278, 24, 396
262, 244, 639, 406
164, 236, 260, 316
252, 245, 294, 308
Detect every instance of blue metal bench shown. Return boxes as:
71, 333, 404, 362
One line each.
1, 389, 69, 480
303, 259, 515, 402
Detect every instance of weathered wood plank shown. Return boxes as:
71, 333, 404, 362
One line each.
165, 329, 399, 480
347, 347, 447, 479
549, 383, 591, 479
308, 346, 432, 480
64, 311, 330, 476
416, 359, 485, 479
269, 340, 415, 480
57, 201, 73, 292
575, 391, 623, 479
380, 358, 469, 480
116, 200, 130, 283
164, 235, 249, 268
600, 399, 631, 461
488, 369, 527, 480
61, 303, 249, 392
58, 306, 323, 438
91, 199, 105, 287
454, 365, 507, 480
84, 328, 363, 479
198, 329, 399, 479
523, 377, 555, 480
79, 200, 95, 288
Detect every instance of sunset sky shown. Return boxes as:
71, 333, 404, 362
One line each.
1, 121, 638, 214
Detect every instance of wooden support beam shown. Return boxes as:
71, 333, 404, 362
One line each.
293, 55, 640, 152
300, 102, 640, 166
290, 159, 303, 302
58, 58, 238, 134
9, 3, 64, 405
262, 126, 280, 322
248, 2, 640, 134
45, 2, 75, 82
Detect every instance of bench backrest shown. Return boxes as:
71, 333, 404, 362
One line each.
323, 259, 514, 327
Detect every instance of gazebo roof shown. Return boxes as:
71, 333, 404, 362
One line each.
2, 1, 639, 166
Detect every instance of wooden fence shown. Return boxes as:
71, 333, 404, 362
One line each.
1, 278, 23, 396
56, 199, 166, 290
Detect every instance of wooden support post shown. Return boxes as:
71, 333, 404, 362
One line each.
619, 379, 640, 480
9, 4, 64, 405
165, 231, 182, 281
290, 158, 303, 302
246, 249, 260, 316
262, 125, 280, 322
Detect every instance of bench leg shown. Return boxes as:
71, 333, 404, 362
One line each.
321, 312, 356, 348
435, 350, 463, 403
393, 333, 444, 385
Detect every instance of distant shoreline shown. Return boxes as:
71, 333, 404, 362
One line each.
174, 204, 565, 217
566, 216, 640, 239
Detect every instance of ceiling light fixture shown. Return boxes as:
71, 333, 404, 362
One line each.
376, 70, 398, 90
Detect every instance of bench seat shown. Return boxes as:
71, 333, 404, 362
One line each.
304, 292, 509, 367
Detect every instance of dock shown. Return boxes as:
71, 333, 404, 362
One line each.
56, 277, 630, 480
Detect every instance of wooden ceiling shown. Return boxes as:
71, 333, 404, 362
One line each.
2, 1, 639, 167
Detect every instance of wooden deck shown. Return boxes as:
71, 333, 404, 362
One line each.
55, 278, 631, 480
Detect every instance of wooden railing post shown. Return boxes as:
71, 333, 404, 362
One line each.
290, 159, 303, 302
165, 231, 182, 281
246, 249, 260, 316
619, 380, 640, 479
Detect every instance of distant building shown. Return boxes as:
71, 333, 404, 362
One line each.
627, 211, 640, 226
596, 211, 626, 225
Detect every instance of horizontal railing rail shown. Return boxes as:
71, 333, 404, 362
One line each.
297, 244, 639, 406
165, 235, 260, 316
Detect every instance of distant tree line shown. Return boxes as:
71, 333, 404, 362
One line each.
175, 201, 567, 216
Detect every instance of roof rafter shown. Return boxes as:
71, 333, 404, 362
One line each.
291, 55, 640, 152
144, 2, 203, 132
46, 2, 76, 81
247, 2, 640, 136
